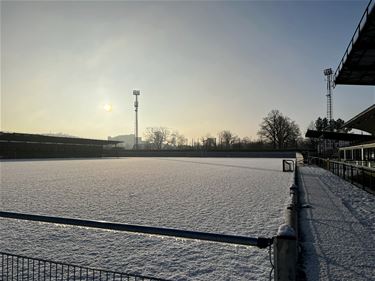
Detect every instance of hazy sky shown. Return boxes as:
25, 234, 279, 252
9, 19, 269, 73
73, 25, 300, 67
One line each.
1, 0, 374, 140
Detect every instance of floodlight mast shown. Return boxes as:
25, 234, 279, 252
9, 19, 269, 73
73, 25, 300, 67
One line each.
324, 68, 333, 124
133, 90, 140, 149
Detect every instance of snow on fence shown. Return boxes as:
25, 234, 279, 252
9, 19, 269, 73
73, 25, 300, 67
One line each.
273, 165, 299, 281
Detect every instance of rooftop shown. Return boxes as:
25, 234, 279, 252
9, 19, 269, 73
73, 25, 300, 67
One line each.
0, 132, 122, 146
305, 129, 375, 141
334, 0, 375, 86
342, 103, 375, 135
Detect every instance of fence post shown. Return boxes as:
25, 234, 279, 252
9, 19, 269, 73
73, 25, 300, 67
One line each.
274, 225, 297, 281
274, 176, 299, 281
362, 167, 365, 188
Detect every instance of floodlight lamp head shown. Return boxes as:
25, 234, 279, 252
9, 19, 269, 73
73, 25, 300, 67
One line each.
133, 90, 140, 96
324, 68, 333, 76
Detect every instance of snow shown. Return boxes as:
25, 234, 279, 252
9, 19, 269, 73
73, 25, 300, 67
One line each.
277, 224, 296, 237
0, 157, 294, 280
299, 166, 375, 281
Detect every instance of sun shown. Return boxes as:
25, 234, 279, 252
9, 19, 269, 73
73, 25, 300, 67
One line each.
104, 104, 112, 112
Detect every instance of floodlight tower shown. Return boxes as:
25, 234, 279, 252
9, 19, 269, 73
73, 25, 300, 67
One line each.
133, 90, 140, 149
324, 68, 333, 122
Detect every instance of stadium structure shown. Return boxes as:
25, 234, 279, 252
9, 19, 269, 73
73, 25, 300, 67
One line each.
307, 0, 375, 166
0, 132, 122, 159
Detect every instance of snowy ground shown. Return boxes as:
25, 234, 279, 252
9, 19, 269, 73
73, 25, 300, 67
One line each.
0, 158, 294, 280
299, 166, 375, 281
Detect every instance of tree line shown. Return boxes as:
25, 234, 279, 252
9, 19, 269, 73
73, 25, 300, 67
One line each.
311, 117, 348, 133
140, 110, 303, 150
137, 111, 349, 151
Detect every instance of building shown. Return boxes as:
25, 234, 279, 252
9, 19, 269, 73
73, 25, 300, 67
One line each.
305, 129, 375, 157
337, 104, 375, 166
0, 132, 121, 159
305, 1, 374, 162
333, 0, 375, 165
108, 134, 143, 149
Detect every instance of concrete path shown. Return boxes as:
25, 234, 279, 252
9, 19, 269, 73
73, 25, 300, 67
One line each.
299, 166, 375, 281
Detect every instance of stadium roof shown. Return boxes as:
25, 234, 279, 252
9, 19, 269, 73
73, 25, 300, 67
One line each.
334, 0, 375, 86
305, 129, 375, 141
342, 104, 375, 135
0, 132, 122, 146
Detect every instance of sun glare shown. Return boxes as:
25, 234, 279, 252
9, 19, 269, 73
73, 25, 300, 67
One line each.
104, 104, 112, 112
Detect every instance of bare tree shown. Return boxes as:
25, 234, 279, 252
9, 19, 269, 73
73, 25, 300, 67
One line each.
200, 134, 216, 150
258, 110, 300, 149
167, 130, 187, 148
144, 127, 170, 150
176, 134, 188, 148
218, 130, 236, 149
168, 131, 178, 148
242, 136, 251, 145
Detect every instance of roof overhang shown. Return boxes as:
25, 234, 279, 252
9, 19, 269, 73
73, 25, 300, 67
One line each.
334, 1, 375, 86
305, 129, 375, 141
343, 103, 375, 134
0, 132, 122, 145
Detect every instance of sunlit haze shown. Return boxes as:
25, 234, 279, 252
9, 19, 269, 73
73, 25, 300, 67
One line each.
1, 1, 374, 140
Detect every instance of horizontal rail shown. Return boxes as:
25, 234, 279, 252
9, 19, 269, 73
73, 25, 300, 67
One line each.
309, 156, 375, 171
308, 156, 375, 194
0, 211, 272, 248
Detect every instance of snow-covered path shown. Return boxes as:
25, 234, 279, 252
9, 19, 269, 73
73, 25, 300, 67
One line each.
299, 166, 375, 281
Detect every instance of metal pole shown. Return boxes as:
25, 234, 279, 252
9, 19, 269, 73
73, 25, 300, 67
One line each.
0, 211, 271, 248
324, 68, 333, 123
133, 90, 140, 150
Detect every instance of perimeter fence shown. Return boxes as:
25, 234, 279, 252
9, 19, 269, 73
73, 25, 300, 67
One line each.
1, 252, 165, 281
0, 212, 274, 281
309, 157, 375, 193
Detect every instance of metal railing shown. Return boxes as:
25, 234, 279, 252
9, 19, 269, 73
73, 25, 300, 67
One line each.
0, 211, 273, 281
343, 160, 375, 169
0, 211, 271, 249
0, 206, 298, 281
333, 0, 374, 85
1, 252, 166, 281
309, 157, 375, 193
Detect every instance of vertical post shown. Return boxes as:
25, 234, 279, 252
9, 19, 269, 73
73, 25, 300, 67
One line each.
362, 167, 365, 189
274, 225, 297, 281
324, 68, 333, 123
133, 90, 140, 150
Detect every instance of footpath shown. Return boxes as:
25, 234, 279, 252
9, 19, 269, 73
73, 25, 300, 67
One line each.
298, 166, 375, 281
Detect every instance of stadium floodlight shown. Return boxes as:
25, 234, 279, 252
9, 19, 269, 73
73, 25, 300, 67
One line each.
133, 90, 140, 149
324, 68, 333, 76
323, 68, 333, 122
